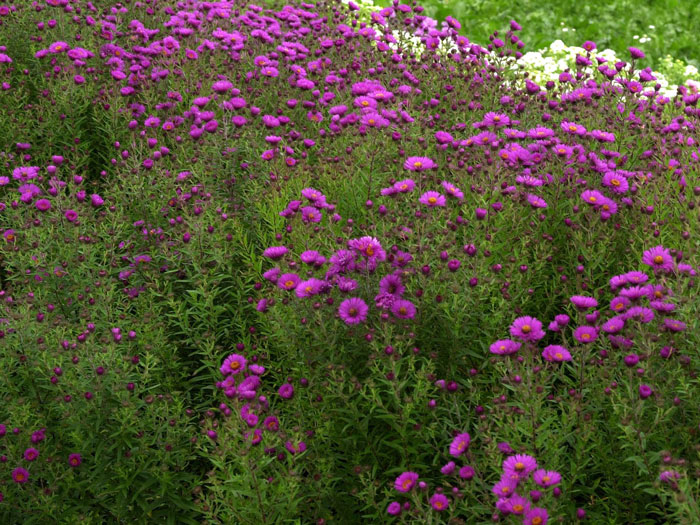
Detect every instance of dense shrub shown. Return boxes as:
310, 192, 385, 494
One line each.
0, 0, 697, 523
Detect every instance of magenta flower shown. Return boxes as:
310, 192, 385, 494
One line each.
449, 433, 471, 457
429, 493, 449, 512
542, 345, 571, 362
639, 384, 653, 399
524, 507, 548, 525
391, 299, 416, 320
404, 156, 436, 171
570, 295, 598, 310
509, 316, 545, 342
503, 454, 538, 479
502, 494, 530, 515
24, 448, 39, 461
526, 194, 547, 208
492, 475, 517, 497
295, 278, 325, 298
68, 453, 82, 467
277, 273, 301, 291
441, 181, 464, 200
387, 502, 401, 516
278, 383, 294, 399
338, 297, 368, 325
393, 179, 415, 193
489, 339, 521, 355
602, 172, 629, 193
394, 471, 419, 493
35, 198, 51, 211
533, 469, 561, 487
11, 467, 29, 484
64, 209, 78, 222
642, 245, 674, 272
573, 325, 598, 343
348, 236, 386, 261
419, 191, 446, 207
220, 354, 247, 375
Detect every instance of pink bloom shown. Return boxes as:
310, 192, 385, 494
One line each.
419, 191, 446, 207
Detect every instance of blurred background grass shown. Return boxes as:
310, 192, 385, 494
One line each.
375, 0, 700, 68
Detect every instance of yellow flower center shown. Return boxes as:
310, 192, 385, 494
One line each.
513, 504, 523, 512
428, 197, 437, 204
349, 308, 357, 316
402, 479, 411, 489
533, 518, 542, 525
400, 184, 408, 190
361, 101, 369, 106
588, 196, 597, 203
501, 486, 510, 494
368, 119, 375, 125
434, 501, 443, 509
399, 307, 407, 315
543, 475, 550, 482
56, 45, 62, 51
569, 124, 577, 131
365, 246, 374, 256
284, 280, 294, 288
654, 291, 663, 298
654, 255, 664, 264
515, 462, 525, 471
611, 179, 620, 186
16, 473, 24, 481
230, 361, 240, 370
521, 325, 531, 334
582, 333, 590, 340
555, 353, 563, 360
413, 161, 422, 168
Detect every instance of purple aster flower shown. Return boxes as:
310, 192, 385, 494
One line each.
609, 296, 630, 312
338, 297, 368, 325
629, 47, 645, 59
24, 448, 39, 461
394, 471, 419, 493
441, 461, 456, 475
404, 156, 436, 171
524, 507, 548, 525
570, 295, 598, 310
510, 316, 545, 342
503, 454, 538, 479
278, 273, 301, 291
263, 246, 288, 259
387, 502, 401, 516
624, 306, 655, 323
642, 245, 674, 272
441, 181, 464, 200
429, 493, 449, 512
68, 453, 81, 467
35, 199, 51, 211
663, 319, 686, 332
449, 433, 471, 457
601, 316, 625, 334
490, 339, 521, 355
542, 345, 571, 362
419, 191, 446, 207
526, 194, 547, 208
295, 278, 325, 298
379, 274, 405, 296
278, 383, 294, 399
603, 172, 629, 193
533, 469, 561, 487
393, 179, 415, 193
492, 475, 517, 497
348, 236, 386, 261
220, 354, 247, 375
12, 467, 29, 484
639, 384, 653, 399
301, 206, 322, 223
573, 325, 598, 343
391, 299, 416, 320
503, 494, 530, 515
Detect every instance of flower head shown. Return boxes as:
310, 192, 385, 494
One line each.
419, 191, 446, 207
394, 471, 419, 493
448, 433, 471, 457
429, 493, 449, 512
404, 156, 436, 171
542, 345, 571, 362
510, 316, 545, 342
642, 246, 674, 272
338, 298, 368, 325
503, 454, 538, 479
